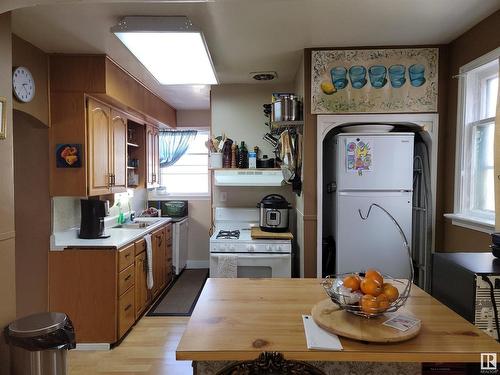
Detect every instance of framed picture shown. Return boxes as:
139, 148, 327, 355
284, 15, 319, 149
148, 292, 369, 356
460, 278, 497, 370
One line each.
0, 97, 6, 139
311, 48, 438, 114
56, 144, 82, 168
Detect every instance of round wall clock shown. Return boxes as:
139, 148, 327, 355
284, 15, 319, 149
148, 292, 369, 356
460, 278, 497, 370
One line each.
12, 66, 35, 103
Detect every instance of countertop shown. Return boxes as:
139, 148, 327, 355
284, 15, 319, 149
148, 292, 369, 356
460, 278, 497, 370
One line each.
176, 278, 500, 362
50, 217, 172, 250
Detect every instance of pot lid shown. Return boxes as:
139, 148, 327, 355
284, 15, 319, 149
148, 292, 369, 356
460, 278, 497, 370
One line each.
8, 312, 67, 338
259, 194, 290, 208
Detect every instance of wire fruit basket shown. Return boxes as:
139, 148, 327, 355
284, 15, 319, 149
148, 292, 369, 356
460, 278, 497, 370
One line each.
322, 273, 411, 318
321, 203, 414, 318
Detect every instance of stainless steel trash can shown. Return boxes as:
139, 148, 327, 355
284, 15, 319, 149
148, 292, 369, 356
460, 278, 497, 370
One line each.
5, 312, 76, 375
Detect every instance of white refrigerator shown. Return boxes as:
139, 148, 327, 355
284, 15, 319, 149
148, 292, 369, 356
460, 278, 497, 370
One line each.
332, 133, 414, 278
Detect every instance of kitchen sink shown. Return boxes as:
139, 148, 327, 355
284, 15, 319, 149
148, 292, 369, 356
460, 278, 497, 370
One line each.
113, 218, 161, 229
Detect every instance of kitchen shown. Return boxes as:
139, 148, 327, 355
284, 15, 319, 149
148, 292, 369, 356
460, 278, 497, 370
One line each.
0, 1, 500, 374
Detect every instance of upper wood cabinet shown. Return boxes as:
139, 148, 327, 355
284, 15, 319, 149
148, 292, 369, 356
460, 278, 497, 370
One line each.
146, 124, 160, 188
49, 54, 175, 197
87, 98, 127, 196
87, 99, 112, 195
111, 110, 128, 191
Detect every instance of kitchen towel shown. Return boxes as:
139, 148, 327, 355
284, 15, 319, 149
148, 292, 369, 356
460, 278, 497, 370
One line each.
302, 315, 343, 351
144, 234, 154, 290
216, 254, 237, 278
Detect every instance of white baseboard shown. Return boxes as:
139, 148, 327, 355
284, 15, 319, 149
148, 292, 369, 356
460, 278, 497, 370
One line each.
75, 343, 110, 351
186, 260, 209, 269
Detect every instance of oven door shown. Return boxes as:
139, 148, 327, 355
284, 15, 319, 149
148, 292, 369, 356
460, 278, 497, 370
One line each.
210, 253, 291, 278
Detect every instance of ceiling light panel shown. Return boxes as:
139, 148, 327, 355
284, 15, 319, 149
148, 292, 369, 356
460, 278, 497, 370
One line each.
112, 16, 217, 85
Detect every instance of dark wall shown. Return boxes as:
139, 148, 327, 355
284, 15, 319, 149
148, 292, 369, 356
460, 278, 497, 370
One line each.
438, 10, 500, 252
13, 110, 50, 317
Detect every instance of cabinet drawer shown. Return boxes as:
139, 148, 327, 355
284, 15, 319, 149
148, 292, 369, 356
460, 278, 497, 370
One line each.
118, 244, 135, 271
118, 286, 135, 339
118, 264, 135, 296
165, 224, 172, 241
135, 239, 146, 256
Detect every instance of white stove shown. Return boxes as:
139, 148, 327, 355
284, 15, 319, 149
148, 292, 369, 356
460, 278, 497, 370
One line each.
209, 208, 292, 278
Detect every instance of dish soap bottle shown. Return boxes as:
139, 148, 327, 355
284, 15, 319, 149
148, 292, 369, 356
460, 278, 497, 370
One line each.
238, 141, 248, 168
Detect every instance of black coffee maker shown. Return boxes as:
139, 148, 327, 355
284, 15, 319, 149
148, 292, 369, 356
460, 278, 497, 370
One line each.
79, 199, 109, 239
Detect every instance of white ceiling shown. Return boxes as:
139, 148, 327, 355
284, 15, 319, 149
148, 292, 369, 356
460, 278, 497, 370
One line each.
10, 0, 500, 110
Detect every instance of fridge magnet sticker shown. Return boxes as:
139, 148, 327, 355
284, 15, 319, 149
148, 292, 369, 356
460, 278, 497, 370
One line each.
346, 138, 373, 173
56, 144, 82, 168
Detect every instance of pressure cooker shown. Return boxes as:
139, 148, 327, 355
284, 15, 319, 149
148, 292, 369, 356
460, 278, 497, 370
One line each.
257, 194, 291, 232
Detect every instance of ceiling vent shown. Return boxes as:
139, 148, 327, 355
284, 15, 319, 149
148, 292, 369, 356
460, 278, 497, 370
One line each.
250, 71, 278, 81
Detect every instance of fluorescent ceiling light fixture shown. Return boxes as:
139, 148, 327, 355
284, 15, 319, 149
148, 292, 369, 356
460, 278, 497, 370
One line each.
112, 16, 217, 85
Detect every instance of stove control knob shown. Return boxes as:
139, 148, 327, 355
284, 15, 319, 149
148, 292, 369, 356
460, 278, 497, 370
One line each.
229, 244, 236, 251
266, 245, 273, 252
277, 245, 283, 252
247, 245, 255, 252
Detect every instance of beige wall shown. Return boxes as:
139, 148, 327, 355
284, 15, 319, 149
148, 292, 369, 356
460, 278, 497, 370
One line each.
211, 83, 297, 209
186, 199, 210, 264
441, 10, 500, 251
12, 34, 48, 125
12, 35, 50, 318
0, 12, 16, 374
176, 110, 210, 128
13, 111, 49, 317
211, 83, 293, 157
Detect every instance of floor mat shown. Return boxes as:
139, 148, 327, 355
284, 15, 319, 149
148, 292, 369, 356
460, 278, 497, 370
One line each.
147, 269, 208, 316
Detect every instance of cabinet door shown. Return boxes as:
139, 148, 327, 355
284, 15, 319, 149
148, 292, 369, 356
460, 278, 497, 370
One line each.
118, 286, 135, 339
134, 252, 148, 319
153, 128, 160, 187
111, 110, 127, 192
87, 98, 111, 196
146, 125, 155, 188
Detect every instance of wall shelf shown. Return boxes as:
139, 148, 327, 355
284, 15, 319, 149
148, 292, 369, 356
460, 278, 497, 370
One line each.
271, 120, 304, 129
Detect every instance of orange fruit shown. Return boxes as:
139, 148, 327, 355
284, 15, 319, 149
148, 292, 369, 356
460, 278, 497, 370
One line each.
360, 278, 382, 296
382, 283, 399, 302
376, 293, 390, 312
365, 268, 383, 285
342, 274, 361, 291
360, 294, 379, 315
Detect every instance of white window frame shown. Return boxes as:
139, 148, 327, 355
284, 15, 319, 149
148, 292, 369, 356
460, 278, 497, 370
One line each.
446, 47, 500, 234
154, 128, 211, 200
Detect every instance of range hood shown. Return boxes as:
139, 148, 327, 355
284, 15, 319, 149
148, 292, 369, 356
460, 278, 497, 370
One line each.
213, 170, 284, 187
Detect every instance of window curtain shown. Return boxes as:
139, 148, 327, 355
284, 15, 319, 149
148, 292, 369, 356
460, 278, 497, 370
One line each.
159, 130, 198, 168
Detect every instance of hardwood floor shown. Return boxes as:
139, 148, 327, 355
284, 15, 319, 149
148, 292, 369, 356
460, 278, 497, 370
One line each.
68, 317, 193, 374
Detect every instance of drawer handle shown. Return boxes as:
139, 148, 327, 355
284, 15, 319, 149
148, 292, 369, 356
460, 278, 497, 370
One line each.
125, 253, 131, 258
125, 275, 132, 281
158, 236, 163, 247
124, 304, 132, 311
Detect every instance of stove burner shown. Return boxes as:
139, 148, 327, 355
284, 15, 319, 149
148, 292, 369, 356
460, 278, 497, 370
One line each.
216, 230, 240, 239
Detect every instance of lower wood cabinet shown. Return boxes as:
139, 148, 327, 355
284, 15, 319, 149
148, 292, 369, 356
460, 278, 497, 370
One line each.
118, 286, 135, 338
49, 223, 174, 344
134, 249, 149, 319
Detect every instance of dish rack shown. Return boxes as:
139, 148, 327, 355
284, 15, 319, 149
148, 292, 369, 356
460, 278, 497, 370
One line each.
322, 203, 414, 318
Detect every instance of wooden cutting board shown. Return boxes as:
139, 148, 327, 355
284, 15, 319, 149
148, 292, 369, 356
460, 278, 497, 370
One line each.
251, 227, 294, 240
311, 298, 421, 343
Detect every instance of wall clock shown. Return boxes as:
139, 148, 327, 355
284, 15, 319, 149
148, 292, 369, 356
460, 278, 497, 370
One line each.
12, 66, 35, 103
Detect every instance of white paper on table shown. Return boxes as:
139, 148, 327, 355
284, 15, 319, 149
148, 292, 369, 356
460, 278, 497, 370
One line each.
302, 315, 343, 351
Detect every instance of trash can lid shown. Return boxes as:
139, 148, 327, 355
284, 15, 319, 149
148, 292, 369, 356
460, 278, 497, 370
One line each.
8, 312, 67, 338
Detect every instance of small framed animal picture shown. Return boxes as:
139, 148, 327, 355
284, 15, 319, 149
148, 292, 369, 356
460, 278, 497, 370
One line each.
56, 144, 82, 168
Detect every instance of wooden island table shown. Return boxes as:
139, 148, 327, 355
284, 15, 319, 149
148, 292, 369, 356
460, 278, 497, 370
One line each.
176, 278, 500, 374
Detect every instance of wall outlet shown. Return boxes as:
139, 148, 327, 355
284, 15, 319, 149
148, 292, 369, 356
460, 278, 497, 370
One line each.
220, 191, 227, 202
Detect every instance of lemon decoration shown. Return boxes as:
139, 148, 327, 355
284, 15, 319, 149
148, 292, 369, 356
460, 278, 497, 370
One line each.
321, 81, 336, 95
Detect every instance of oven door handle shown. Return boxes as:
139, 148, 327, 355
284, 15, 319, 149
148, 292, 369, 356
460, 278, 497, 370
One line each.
228, 254, 290, 260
